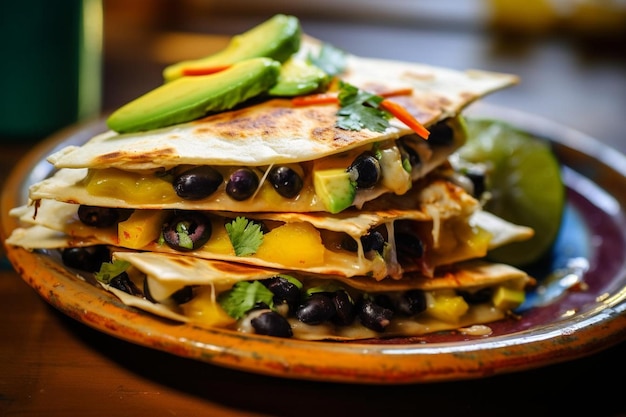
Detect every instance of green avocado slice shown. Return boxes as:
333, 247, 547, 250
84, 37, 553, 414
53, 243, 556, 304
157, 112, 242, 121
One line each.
313, 168, 357, 214
268, 56, 331, 97
163, 14, 301, 82
107, 57, 281, 133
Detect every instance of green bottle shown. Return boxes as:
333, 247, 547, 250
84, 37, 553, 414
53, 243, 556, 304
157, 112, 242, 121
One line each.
0, 0, 102, 143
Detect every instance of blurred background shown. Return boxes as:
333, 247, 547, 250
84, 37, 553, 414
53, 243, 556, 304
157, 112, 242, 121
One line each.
1, 0, 625, 154
109, 0, 626, 157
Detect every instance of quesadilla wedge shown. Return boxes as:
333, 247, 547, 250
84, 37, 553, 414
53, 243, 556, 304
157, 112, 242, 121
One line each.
90, 251, 534, 341
29, 117, 465, 214
37, 33, 517, 215
9, 172, 533, 280
48, 42, 516, 170
3, 14, 540, 343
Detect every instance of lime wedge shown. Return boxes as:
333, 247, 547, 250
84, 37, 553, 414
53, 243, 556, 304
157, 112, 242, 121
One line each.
455, 119, 565, 267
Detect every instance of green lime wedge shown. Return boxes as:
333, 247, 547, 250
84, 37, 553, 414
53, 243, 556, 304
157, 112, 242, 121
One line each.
456, 119, 565, 267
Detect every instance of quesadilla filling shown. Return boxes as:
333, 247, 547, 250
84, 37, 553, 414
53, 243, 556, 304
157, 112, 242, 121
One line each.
5, 14, 538, 341
83, 251, 532, 341
11, 168, 531, 281
31, 116, 466, 214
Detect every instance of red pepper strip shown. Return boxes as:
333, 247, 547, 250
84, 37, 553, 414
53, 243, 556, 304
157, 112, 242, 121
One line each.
379, 88, 414, 98
181, 65, 232, 76
379, 99, 430, 140
291, 88, 414, 107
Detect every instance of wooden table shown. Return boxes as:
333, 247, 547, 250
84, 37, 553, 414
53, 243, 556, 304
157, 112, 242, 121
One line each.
2, 9, 626, 416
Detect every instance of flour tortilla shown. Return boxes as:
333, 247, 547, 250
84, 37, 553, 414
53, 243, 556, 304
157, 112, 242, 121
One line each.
47, 38, 518, 171
103, 251, 532, 340
32, 39, 517, 216
4, 32, 530, 342
8, 175, 532, 280
30, 137, 461, 213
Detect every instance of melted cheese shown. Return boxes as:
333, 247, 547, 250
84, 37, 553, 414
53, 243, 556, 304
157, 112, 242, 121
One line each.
12, 190, 493, 280
32, 116, 465, 213
108, 265, 522, 341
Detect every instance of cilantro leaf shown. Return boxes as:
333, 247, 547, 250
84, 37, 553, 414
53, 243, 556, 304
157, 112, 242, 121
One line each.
336, 81, 390, 133
176, 222, 194, 250
308, 42, 348, 76
94, 260, 130, 284
218, 281, 275, 319
225, 217, 264, 256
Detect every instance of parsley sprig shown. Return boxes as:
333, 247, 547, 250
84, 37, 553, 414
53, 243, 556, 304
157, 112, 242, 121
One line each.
336, 81, 391, 133
225, 216, 264, 256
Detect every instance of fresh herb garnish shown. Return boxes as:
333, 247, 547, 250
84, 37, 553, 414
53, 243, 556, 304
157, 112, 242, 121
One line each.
336, 81, 391, 133
218, 281, 275, 319
306, 282, 345, 296
278, 274, 303, 289
176, 222, 194, 250
225, 216, 264, 256
309, 43, 348, 77
94, 260, 130, 284
401, 155, 413, 172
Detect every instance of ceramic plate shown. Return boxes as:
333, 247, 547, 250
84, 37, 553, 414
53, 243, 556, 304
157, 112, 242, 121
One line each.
2, 103, 625, 384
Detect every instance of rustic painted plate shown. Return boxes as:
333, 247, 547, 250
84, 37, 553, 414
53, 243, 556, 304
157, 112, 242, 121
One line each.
2, 103, 625, 384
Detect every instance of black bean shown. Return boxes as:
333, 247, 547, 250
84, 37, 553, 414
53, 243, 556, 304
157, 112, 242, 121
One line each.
110, 272, 142, 296
173, 166, 223, 200
361, 231, 385, 254
161, 211, 212, 251
77, 205, 122, 228
251, 311, 293, 338
295, 293, 336, 325
61, 245, 110, 272
347, 152, 381, 189
341, 230, 386, 254
225, 168, 259, 201
358, 298, 393, 332
398, 290, 427, 315
331, 290, 356, 326
427, 120, 454, 146
263, 276, 301, 310
268, 166, 303, 198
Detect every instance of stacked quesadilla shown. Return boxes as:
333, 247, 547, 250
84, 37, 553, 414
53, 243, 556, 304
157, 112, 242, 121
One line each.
6, 15, 536, 340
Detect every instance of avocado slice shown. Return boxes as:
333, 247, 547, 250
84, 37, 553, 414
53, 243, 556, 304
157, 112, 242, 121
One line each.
269, 56, 330, 97
107, 57, 281, 133
314, 168, 356, 214
163, 14, 301, 82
